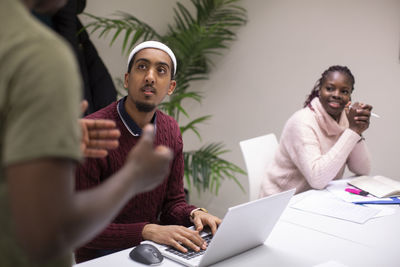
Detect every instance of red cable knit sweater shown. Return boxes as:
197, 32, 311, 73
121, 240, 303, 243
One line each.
75, 100, 196, 263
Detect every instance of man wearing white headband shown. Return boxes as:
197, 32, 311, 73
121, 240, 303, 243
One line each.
75, 41, 221, 263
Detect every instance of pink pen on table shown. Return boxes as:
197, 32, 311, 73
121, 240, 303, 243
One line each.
345, 187, 369, 196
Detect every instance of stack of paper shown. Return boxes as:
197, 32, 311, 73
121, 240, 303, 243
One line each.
291, 193, 380, 224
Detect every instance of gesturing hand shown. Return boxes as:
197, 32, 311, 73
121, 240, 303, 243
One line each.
125, 124, 173, 194
142, 224, 207, 253
79, 100, 121, 158
345, 102, 373, 135
80, 119, 121, 158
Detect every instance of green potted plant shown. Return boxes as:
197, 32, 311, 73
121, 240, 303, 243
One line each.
83, 0, 247, 196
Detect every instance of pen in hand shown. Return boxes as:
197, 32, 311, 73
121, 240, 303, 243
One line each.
370, 113, 380, 118
349, 104, 380, 118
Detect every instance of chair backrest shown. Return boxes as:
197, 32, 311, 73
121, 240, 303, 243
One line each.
239, 134, 278, 201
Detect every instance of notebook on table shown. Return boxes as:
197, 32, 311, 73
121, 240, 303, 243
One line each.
348, 175, 400, 198
142, 189, 295, 267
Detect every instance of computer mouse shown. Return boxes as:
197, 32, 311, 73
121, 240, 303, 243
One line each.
129, 243, 164, 265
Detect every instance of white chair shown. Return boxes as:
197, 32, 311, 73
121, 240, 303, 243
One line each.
239, 133, 278, 201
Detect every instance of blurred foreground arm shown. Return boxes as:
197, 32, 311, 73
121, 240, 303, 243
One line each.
7, 125, 172, 262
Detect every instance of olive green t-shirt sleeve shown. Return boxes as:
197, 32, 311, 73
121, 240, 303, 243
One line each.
3, 37, 82, 165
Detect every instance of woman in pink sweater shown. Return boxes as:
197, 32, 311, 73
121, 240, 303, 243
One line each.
260, 65, 373, 197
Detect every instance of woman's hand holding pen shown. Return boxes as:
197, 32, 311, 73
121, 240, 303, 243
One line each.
346, 101, 373, 135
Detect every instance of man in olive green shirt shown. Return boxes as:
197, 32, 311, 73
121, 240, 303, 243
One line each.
0, 0, 173, 266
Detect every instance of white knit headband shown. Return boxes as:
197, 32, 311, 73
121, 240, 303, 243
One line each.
127, 41, 177, 75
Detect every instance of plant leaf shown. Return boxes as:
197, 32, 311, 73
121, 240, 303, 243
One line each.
184, 142, 246, 195
83, 0, 247, 196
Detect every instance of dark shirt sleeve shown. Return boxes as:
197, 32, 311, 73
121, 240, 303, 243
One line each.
159, 122, 196, 226
82, 223, 148, 250
75, 157, 149, 249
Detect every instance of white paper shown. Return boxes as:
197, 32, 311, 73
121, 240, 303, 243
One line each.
314, 261, 347, 267
364, 204, 396, 218
291, 193, 380, 224
326, 180, 379, 202
313, 260, 348, 267
326, 180, 397, 218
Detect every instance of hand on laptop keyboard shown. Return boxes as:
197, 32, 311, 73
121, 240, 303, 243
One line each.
142, 224, 208, 253
165, 233, 213, 260
191, 209, 222, 236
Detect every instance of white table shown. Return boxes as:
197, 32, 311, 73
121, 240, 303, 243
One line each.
280, 188, 400, 265
75, 186, 400, 267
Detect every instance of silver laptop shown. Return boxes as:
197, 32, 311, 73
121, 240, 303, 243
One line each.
142, 189, 295, 267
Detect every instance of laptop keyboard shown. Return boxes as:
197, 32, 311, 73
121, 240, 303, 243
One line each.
165, 233, 213, 260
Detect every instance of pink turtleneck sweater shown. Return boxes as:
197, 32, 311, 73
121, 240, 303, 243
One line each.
259, 97, 371, 197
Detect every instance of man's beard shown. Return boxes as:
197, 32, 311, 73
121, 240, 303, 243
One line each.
134, 100, 156, 112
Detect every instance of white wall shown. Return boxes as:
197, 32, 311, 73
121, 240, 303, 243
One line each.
83, 0, 400, 217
